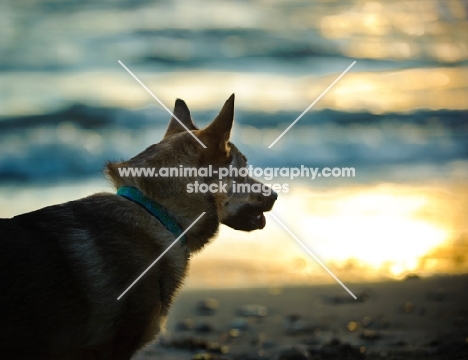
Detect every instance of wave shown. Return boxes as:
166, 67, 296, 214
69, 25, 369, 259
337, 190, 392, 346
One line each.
0, 105, 467, 183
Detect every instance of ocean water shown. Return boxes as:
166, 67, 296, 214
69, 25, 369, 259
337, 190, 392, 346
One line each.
1, 0, 467, 286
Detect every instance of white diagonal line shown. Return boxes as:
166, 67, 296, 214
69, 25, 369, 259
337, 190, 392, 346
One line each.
118, 60, 207, 148
268, 61, 356, 148
268, 212, 357, 299
117, 212, 206, 300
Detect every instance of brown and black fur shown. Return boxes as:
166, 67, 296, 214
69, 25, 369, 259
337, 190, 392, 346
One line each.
0, 94, 276, 360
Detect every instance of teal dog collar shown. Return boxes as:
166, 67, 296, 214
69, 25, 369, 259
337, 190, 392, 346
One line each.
117, 186, 186, 245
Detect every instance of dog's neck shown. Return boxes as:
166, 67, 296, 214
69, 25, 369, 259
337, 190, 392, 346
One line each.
117, 185, 219, 253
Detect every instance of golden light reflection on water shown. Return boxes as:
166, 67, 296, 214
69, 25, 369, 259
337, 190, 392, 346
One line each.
188, 183, 468, 288
1, 66, 466, 117
328, 67, 468, 113
293, 189, 451, 274
318, 0, 468, 62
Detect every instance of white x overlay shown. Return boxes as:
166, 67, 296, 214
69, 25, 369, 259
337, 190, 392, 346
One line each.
116, 59, 357, 301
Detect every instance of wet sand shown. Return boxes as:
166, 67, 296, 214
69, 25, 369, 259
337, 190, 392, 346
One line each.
134, 274, 468, 360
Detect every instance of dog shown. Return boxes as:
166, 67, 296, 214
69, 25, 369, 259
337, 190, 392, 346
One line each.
0, 94, 277, 360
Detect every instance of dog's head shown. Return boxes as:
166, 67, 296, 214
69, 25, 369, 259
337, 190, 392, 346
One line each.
107, 94, 277, 232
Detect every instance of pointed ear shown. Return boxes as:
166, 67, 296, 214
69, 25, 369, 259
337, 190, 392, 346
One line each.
199, 94, 235, 149
164, 99, 197, 138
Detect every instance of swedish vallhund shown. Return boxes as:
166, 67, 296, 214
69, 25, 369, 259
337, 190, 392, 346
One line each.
0, 94, 277, 360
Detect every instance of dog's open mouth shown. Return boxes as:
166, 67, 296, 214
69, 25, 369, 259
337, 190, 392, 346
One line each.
222, 205, 270, 231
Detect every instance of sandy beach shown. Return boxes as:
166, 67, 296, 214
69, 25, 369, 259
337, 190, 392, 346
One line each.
134, 275, 468, 360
